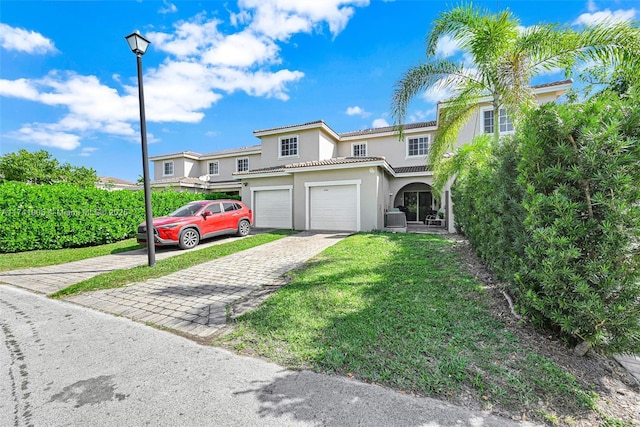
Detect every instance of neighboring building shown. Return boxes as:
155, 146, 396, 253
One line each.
96, 176, 140, 191
150, 80, 572, 233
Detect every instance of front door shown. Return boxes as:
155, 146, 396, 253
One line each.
403, 191, 432, 222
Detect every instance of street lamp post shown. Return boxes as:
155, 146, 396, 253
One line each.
125, 31, 155, 267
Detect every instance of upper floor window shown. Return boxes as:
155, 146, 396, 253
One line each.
237, 157, 249, 172
279, 135, 298, 157
407, 136, 429, 157
208, 161, 219, 176
163, 161, 174, 176
484, 108, 514, 134
352, 142, 367, 157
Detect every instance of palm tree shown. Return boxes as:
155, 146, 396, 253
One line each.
392, 4, 639, 190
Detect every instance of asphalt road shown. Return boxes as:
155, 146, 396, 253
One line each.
0, 285, 525, 427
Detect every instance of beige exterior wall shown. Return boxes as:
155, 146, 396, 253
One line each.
200, 154, 261, 182
455, 91, 567, 148
261, 128, 340, 166
337, 131, 433, 169
289, 167, 382, 231
318, 132, 337, 160
240, 175, 295, 210
184, 159, 198, 177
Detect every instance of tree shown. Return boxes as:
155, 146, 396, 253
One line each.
0, 149, 98, 188
391, 4, 640, 192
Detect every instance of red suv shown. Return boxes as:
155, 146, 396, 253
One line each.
137, 200, 253, 249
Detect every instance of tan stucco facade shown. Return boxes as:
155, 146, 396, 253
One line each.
149, 81, 572, 234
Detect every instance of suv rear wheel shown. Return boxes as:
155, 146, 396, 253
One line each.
179, 228, 200, 249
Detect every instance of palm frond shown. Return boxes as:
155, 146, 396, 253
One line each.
391, 60, 478, 139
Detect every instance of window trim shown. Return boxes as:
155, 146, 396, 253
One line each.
482, 107, 515, 135
405, 135, 429, 158
236, 157, 249, 172
208, 160, 220, 176
162, 160, 174, 176
278, 134, 299, 159
351, 142, 368, 157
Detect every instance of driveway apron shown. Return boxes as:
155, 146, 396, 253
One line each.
63, 232, 348, 339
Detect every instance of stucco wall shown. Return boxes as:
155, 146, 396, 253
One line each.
261, 129, 326, 166
337, 132, 433, 169
240, 175, 295, 209
200, 154, 261, 181
290, 167, 382, 231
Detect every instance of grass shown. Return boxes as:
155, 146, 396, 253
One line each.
215, 232, 598, 423
0, 239, 143, 271
50, 230, 295, 299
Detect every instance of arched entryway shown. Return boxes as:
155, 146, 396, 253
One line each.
392, 183, 437, 223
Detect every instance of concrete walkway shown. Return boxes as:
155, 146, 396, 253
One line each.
60, 231, 347, 339
0, 233, 258, 295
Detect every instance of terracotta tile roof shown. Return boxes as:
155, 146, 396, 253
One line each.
253, 120, 329, 135
97, 176, 138, 186
393, 165, 430, 174
150, 177, 205, 185
339, 121, 437, 138
201, 145, 261, 157
235, 156, 388, 175
531, 79, 573, 89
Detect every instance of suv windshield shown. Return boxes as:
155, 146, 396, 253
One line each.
169, 203, 205, 217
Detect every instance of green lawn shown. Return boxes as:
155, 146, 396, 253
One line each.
0, 238, 142, 271
215, 233, 598, 424
50, 230, 295, 298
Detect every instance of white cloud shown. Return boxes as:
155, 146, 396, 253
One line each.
372, 118, 389, 128
201, 31, 280, 67
239, 0, 369, 40
7, 125, 81, 150
1, 0, 368, 151
159, 0, 178, 14
80, 147, 99, 157
0, 78, 41, 99
0, 23, 57, 54
574, 1, 636, 25
147, 15, 223, 58
346, 106, 371, 117
409, 108, 437, 123
435, 35, 460, 58
421, 84, 452, 103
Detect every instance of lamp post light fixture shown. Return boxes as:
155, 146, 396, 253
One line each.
125, 30, 155, 267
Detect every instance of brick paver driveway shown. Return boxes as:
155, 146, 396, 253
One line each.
64, 231, 348, 339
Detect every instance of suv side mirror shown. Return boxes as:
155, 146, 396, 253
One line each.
202, 211, 213, 217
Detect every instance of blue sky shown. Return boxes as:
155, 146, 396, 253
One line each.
0, 0, 637, 182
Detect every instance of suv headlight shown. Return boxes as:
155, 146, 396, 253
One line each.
157, 223, 180, 229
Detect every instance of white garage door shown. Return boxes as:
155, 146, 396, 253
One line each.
310, 185, 357, 231
254, 189, 292, 229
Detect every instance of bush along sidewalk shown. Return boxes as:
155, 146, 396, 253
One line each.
452, 88, 640, 356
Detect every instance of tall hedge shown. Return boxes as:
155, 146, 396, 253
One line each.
452, 89, 640, 354
0, 183, 237, 253
515, 91, 640, 354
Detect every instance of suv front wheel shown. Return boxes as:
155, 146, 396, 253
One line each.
179, 228, 200, 249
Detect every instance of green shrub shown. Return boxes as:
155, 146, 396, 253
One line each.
452, 89, 640, 354
0, 183, 237, 253
514, 91, 640, 354
452, 135, 526, 282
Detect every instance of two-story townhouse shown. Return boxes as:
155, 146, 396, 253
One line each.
149, 145, 261, 194
150, 79, 572, 233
